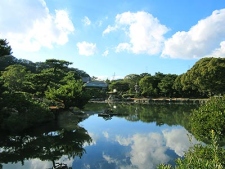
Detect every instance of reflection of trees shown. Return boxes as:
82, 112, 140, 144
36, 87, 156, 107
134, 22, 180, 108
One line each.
108, 104, 198, 128
85, 103, 198, 129
0, 120, 92, 167
87, 103, 225, 146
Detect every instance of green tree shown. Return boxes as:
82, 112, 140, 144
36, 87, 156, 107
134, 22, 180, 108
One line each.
17, 59, 37, 73
139, 75, 156, 97
0, 39, 12, 57
124, 74, 141, 93
42, 59, 72, 92
173, 74, 185, 97
31, 59, 72, 96
139, 73, 151, 78
44, 59, 72, 71
0, 55, 18, 71
158, 74, 177, 97
109, 80, 129, 93
182, 58, 225, 96
45, 76, 90, 109
30, 69, 56, 96
139, 74, 162, 97
1, 64, 32, 92
155, 72, 166, 80
180, 73, 200, 97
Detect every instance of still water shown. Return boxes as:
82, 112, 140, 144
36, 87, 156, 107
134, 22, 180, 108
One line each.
1, 103, 199, 169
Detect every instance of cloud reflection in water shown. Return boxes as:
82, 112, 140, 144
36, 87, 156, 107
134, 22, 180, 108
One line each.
74, 127, 197, 169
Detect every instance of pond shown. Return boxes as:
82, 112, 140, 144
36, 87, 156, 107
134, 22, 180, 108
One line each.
0, 103, 199, 169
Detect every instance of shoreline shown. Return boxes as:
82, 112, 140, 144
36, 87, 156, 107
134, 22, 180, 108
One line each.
89, 98, 209, 104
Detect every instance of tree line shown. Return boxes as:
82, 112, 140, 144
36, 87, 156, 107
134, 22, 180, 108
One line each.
1, 38, 225, 131
108, 58, 225, 98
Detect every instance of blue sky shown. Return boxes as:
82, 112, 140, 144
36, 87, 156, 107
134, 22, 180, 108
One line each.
0, 0, 225, 80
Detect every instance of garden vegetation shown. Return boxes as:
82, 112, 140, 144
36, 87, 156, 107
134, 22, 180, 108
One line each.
158, 96, 225, 169
1, 39, 225, 168
0, 39, 91, 132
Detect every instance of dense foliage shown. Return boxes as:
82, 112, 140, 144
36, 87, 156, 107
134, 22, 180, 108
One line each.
46, 78, 90, 109
190, 96, 225, 142
158, 96, 225, 168
0, 39, 12, 57
158, 130, 225, 169
177, 58, 225, 96
107, 58, 225, 99
1, 92, 53, 132
0, 39, 91, 131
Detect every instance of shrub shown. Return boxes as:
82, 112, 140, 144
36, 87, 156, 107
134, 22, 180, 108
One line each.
190, 96, 225, 142
1, 92, 54, 132
157, 130, 225, 169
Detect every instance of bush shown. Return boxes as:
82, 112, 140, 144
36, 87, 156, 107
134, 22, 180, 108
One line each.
157, 130, 225, 169
190, 96, 225, 142
1, 92, 54, 132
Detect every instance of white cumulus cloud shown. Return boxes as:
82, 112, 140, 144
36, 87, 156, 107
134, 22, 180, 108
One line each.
103, 25, 118, 35
209, 41, 225, 57
103, 11, 169, 55
102, 50, 109, 56
115, 43, 131, 53
77, 41, 97, 56
0, 0, 75, 52
82, 16, 91, 26
162, 9, 225, 59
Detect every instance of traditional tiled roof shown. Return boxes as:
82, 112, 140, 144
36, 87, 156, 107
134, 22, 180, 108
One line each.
84, 81, 108, 88
81, 76, 91, 83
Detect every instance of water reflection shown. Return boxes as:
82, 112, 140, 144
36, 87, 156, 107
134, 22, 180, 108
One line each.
0, 112, 92, 169
72, 103, 199, 169
75, 121, 198, 168
0, 103, 199, 169
92, 103, 197, 128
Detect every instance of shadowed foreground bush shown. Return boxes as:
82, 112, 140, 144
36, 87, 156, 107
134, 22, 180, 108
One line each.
157, 130, 225, 169
190, 96, 225, 142
1, 92, 54, 132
